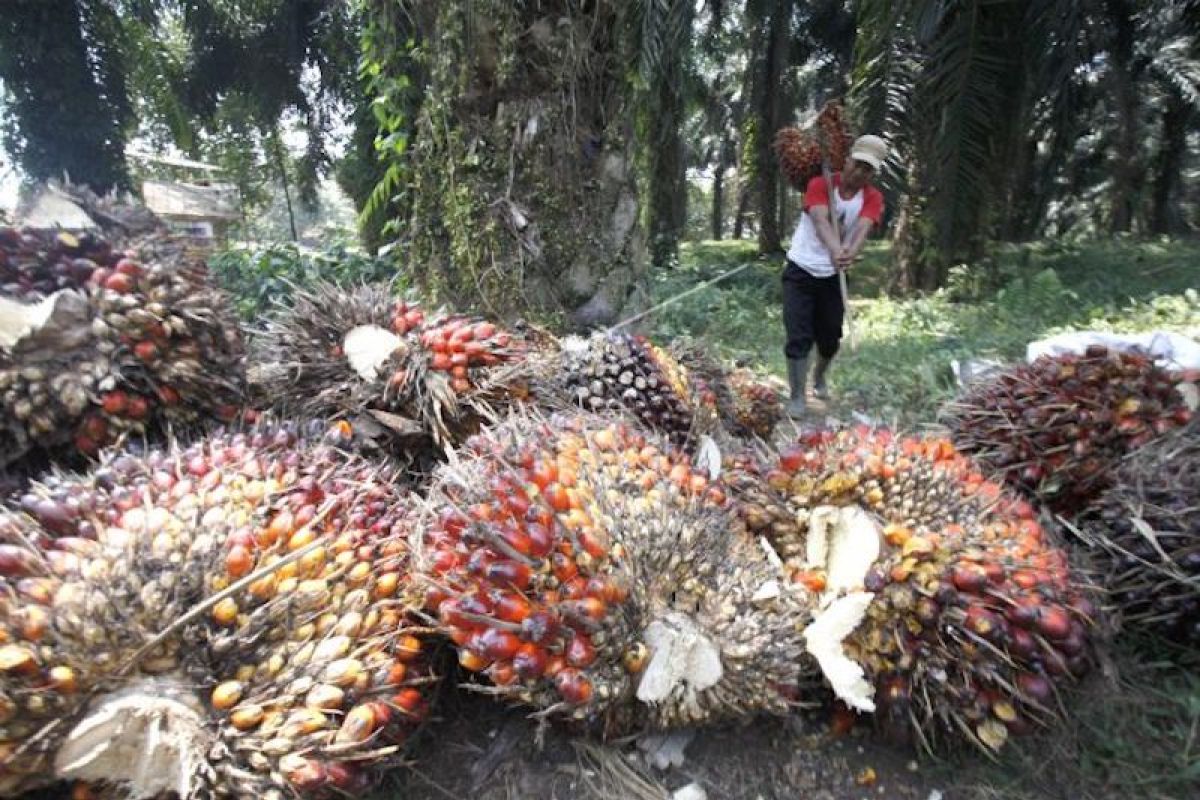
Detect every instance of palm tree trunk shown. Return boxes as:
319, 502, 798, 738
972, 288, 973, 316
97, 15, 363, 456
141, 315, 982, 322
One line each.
1150, 89, 1190, 235
733, 176, 751, 239
711, 165, 725, 240
752, 0, 792, 255
395, 1, 646, 326
270, 132, 299, 242
1105, 0, 1140, 234
646, 0, 693, 268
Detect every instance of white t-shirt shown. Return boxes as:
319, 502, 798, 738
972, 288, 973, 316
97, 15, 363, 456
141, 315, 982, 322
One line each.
786, 174, 883, 278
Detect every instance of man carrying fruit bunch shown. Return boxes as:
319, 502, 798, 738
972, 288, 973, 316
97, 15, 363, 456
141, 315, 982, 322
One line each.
781, 134, 886, 418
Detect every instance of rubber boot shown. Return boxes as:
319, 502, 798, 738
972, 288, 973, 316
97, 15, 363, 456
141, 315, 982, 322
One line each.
786, 357, 808, 418
812, 355, 833, 400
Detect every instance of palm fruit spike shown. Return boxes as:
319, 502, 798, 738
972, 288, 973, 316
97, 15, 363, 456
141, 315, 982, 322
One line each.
726, 427, 1097, 753
1077, 418, 1200, 647
0, 422, 435, 799
252, 281, 528, 453
552, 332, 718, 447
772, 100, 852, 190
1, 225, 247, 469
944, 345, 1196, 514
416, 412, 811, 733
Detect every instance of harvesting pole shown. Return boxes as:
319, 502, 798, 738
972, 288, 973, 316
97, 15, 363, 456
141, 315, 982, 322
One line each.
815, 118, 857, 350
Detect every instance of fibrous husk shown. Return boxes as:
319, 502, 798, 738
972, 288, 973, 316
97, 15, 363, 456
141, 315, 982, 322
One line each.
0, 422, 436, 799
541, 332, 720, 448
726, 427, 1098, 752
413, 412, 812, 734
772, 101, 853, 191
944, 345, 1196, 513
1, 225, 247, 471
1076, 418, 1200, 648
251, 282, 533, 459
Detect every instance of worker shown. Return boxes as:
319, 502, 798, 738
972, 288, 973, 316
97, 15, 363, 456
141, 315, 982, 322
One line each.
781, 134, 887, 418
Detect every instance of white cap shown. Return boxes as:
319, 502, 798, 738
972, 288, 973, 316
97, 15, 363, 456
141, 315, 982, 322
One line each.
849, 135, 887, 171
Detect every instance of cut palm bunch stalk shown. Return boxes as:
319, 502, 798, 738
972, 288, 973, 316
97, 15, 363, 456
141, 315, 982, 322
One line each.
666, 340, 784, 442
252, 282, 531, 458
944, 346, 1197, 514
413, 412, 815, 734
772, 101, 852, 190
0, 224, 247, 469
1074, 418, 1200, 648
544, 332, 720, 448
725, 427, 1098, 753
0, 422, 436, 799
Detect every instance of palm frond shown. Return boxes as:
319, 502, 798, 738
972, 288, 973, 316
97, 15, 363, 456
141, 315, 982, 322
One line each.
1148, 37, 1200, 109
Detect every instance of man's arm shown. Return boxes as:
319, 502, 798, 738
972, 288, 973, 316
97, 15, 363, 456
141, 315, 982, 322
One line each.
809, 204, 846, 264
841, 218, 875, 266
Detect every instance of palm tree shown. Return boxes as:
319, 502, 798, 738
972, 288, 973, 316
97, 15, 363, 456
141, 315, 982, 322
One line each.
853, 0, 1031, 292
854, 0, 1200, 291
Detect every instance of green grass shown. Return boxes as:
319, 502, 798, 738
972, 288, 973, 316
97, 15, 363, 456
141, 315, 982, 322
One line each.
652, 238, 1200, 424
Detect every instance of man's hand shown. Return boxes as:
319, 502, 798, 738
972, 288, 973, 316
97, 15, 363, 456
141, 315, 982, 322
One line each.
834, 249, 854, 271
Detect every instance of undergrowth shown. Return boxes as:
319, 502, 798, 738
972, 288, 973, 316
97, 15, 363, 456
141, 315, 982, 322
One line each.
210, 239, 403, 320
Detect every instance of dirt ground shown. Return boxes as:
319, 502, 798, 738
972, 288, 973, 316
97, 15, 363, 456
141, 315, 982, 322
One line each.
383, 689, 944, 800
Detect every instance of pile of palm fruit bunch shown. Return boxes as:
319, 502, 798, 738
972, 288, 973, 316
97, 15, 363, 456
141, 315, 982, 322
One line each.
412, 412, 815, 734
0, 223, 246, 470
772, 100, 852, 190
0, 421, 436, 799
725, 427, 1097, 752
547, 332, 720, 448
1075, 418, 1200, 647
944, 345, 1196, 514
251, 281, 531, 459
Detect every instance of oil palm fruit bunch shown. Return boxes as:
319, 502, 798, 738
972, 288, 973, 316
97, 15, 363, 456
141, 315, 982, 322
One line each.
253, 282, 528, 453
415, 412, 813, 734
664, 340, 782, 441
772, 101, 852, 190
723, 368, 785, 439
726, 427, 1097, 752
1078, 418, 1200, 647
944, 346, 1195, 514
1, 226, 246, 469
552, 333, 718, 447
0, 421, 435, 799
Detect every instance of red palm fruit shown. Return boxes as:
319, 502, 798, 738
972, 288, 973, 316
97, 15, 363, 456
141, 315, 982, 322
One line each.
495, 592, 533, 623
519, 610, 559, 645
513, 643, 548, 679
476, 628, 522, 661
554, 669, 594, 705
565, 635, 597, 668
1037, 606, 1072, 640
101, 391, 128, 415
124, 395, 150, 420
103, 272, 134, 293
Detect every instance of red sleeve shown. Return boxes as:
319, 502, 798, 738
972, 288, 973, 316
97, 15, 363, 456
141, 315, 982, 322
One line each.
802, 175, 829, 211
860, 186, 884, 224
